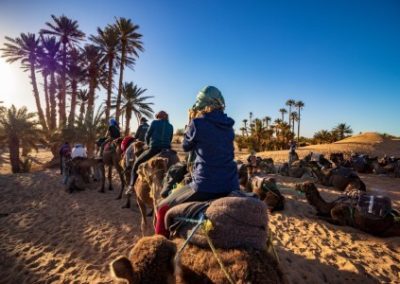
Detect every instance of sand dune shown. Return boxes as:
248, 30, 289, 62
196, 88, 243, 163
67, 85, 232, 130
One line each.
1, 168, 399, 283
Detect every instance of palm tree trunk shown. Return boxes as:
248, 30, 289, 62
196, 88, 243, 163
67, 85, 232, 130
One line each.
297, 109, 301, 143
105, 56, 114, 122
8, 136, 20, 173
125, 110, 132, 136
115, 42, 126, 123
68, 78, 78, 127
86, 78, 96, 121
288, 106, 292, 128
79, 101, 85, 122
30, 64, 48, 131
60, 43, 67, 128
49, 72, 57, 130
43, 73, 51, 125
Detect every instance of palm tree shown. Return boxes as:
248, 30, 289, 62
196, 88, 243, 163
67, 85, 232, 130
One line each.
0, 105, 43, 173
67, 48, 84, 126
313, 130, 334, 144
81, 44, 105, 120
263, 116, 271, 129
279, 108, 287, 121
114, 17, 144, 123
1, 33, 48, 131
90, 25, 120, 122
333, 123, 353, 141
295, 101, 305, 142
111, 82, 154, 136
77, 89, 89, 122
242, 119, 248, 136
290, 111, 298, 133
41, 15, 85, 128
75, 104, 106, 156
285, 99, 295, 128
38, 36, 60, 130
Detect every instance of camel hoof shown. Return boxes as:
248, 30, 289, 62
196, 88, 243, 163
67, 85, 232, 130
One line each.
121, 204, 130, 209
108, 187, 113, 191
115, 196, 122, 200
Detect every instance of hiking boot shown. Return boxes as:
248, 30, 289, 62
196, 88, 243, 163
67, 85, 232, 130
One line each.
121, 195, 131, 209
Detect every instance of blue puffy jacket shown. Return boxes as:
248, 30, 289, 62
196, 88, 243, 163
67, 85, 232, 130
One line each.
183, 110, 239, 194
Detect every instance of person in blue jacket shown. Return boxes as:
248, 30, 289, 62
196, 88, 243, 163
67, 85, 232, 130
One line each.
155, 85, 239, 236
121, 111, 174, 208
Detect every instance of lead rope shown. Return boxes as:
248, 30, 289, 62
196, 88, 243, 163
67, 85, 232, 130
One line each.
174, 215, 236, 284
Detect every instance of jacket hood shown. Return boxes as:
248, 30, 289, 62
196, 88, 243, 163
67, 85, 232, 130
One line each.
202, 110, 234, 129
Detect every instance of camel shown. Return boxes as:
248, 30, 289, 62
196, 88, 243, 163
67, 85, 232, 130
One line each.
110, 235, 285, 284
98, 137, 127, 199
303, 152, 332, 168
246, 175, 285, 212
308, 161, 366, 191
279, 160, 312, 178
121, 141, 146, 184
296, 182, 400, 237
135, 157, 169, 235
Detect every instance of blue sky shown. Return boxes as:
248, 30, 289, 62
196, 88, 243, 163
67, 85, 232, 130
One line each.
0, 0, 399, 136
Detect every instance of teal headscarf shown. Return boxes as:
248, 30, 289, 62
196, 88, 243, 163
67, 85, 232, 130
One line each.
192, 86, 225, 111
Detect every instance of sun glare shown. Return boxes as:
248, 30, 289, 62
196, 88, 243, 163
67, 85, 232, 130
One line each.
0, 57, 19, 103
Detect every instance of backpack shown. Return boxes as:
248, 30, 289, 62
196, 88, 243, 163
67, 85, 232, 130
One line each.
356, 194, 392, 219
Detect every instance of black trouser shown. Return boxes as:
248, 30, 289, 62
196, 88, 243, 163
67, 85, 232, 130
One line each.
158, 185, 229, 208
126, 147, 163, 192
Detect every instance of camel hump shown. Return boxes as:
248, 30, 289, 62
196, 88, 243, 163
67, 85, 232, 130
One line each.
166, 194, 268, 250
357, 194, 392, 219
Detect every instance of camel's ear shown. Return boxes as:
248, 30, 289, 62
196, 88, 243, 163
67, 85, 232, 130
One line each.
110, 256, 134, 283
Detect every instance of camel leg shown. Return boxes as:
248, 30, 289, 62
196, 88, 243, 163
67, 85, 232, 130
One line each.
136, 198, 148, 236
116, 164, 125, 200
108, 166, 113, 191
98, 163, 106, 193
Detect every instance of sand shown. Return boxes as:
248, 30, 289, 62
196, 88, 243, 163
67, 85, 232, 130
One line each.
0, 133, 400, 283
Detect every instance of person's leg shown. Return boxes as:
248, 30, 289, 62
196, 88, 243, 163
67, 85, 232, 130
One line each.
156, 186, 229, 237
122, 147, 161, 208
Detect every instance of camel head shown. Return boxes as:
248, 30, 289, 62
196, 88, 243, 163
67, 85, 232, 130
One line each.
261, 177, 278, 192
138, 157, 168, 202
295, 181, 319, 197
110, 235, 177, 284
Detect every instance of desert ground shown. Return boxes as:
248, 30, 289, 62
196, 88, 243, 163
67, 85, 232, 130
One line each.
0, 133, 399, 283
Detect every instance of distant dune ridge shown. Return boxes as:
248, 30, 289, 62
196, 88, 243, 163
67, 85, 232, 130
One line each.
237, 132, 400, 163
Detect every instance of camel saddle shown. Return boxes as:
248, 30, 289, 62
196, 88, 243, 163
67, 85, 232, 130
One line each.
165, 190, 268, 250
356, 194, 392, 219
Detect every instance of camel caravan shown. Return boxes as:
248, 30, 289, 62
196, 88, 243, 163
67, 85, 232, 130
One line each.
56, 87, 400, 284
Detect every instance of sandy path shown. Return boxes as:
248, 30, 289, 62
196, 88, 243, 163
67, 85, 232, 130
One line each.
0, 169, 399, 283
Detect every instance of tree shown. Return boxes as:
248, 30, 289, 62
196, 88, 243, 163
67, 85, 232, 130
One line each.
295, 101, 305, 143
285, 99, 296, 128
279, 108, 287, 122
313, 130, 334, 144
290, 111, 298, 133
332, 123, 353, 141
75, 104, 106, 156
263, 116, 271, 129
1, 33, 48, 131
114, 17, 144, 123
41, 15, 85, 127
38, 35, 60, 130
81, 44, 104, 121
77, 89, 89, 122
242, 119, 248, 136
111, 82, 154, 136
66, 47, 85, 127
90, 25, 120, 122
0, 105, 43, 173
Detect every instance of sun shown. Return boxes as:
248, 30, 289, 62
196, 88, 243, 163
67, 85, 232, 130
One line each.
0, 57, 19, 103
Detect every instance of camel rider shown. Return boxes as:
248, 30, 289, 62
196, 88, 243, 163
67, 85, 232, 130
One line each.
155, 86, 239, 237
122, 111, 174, 208
135, 117, 149, 143
99, 118, 121, 156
